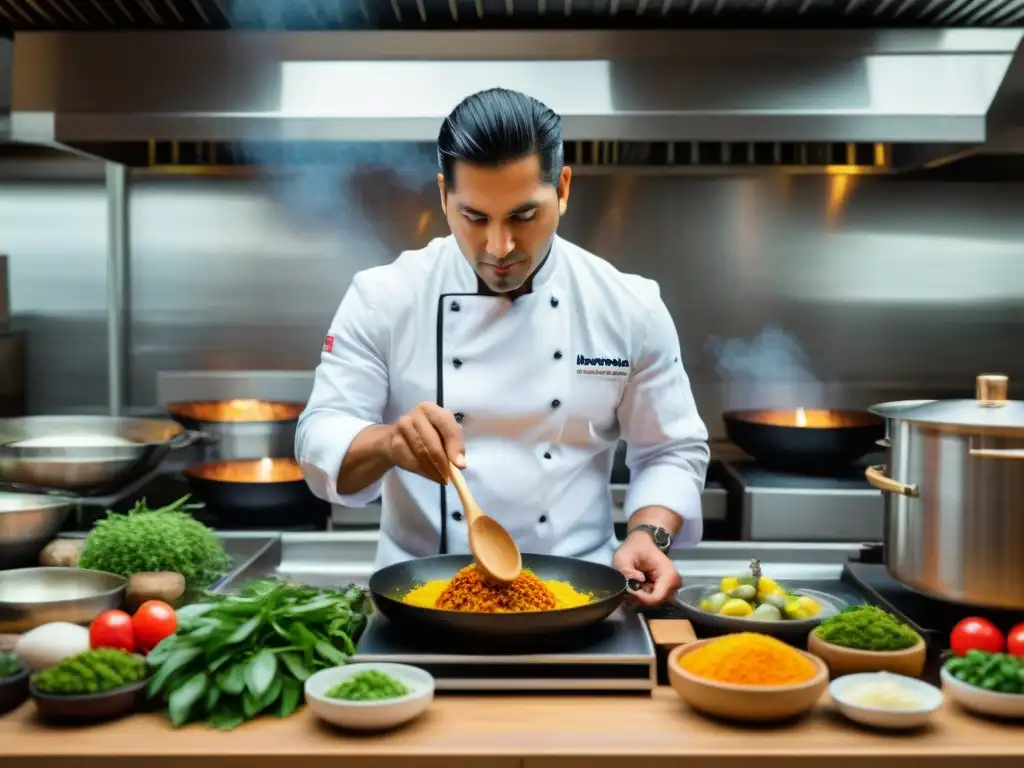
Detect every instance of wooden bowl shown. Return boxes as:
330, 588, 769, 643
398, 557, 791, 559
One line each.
30, 678, 149, 722
667, 638, 828, 722
808, 632, 926, 679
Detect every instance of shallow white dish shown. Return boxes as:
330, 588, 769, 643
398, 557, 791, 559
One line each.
304, 663, 435, 731
941, 666, 1024, 719
830, 672, 943, 730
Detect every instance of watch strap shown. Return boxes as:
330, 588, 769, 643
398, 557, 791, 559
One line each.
629, 523, 672, 553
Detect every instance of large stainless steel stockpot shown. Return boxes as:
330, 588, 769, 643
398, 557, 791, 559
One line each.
167, 399, 302, 462
866, 374, 1024, 610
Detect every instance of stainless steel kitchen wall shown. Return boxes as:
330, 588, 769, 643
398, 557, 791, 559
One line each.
2, 163, 1023, 434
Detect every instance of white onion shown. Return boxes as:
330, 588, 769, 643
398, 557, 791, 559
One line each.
14, 622, 91, 672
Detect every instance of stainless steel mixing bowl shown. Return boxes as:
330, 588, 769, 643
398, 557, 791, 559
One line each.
0, 492, 73, 569
0, 567, 127, 633
0, 416, 200, 494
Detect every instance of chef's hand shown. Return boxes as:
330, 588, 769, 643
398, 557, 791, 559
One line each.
613, 531, 682, 608
385, 402, 466, 485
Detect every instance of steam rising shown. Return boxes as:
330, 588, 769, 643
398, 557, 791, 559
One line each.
706, 325, 824, 410
226, 0, 366, 28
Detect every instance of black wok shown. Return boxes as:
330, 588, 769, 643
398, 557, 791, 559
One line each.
183, 458, 321, 513
369, 553, 627, 639
723, 408, 883, 471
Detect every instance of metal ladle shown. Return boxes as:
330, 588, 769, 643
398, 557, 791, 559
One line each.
448, 464, 522, 586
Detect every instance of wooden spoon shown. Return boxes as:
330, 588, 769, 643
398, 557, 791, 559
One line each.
448, 463, 522, 586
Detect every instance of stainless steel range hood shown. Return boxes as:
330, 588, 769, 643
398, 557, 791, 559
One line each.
6, 29, 1024, 170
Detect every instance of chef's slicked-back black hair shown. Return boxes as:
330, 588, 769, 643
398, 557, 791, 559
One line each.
437, 88, 564, 190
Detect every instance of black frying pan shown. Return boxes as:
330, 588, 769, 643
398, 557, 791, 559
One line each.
723, 409, 884, 471
369, 553, 627, 638
183, 458, 321, 513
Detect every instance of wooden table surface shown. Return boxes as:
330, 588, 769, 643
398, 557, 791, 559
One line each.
1, 686, 1022, 768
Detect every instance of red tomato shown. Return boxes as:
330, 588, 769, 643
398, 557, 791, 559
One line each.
132, 600, 177, 653
950, 617, 1004, 656
90, 610, 135, 652
1007, 623, 1024, 657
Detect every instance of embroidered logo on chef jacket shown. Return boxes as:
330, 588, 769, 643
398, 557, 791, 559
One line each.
323, 335, 334, 353
575, 354, 630, 378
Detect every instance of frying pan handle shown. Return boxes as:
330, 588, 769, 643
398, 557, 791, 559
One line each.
865, 465, 919, 498
167, 430, 207, 449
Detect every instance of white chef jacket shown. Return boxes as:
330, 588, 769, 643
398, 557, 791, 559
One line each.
296, 235, 710, 571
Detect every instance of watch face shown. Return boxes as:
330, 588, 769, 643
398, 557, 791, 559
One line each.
653, 529, 670, 547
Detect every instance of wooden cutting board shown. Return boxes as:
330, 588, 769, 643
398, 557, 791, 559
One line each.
648, 619, 697, 685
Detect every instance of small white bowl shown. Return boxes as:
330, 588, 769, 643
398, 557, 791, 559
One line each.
941, 666, 1024, 719
830, 672, 943, 730
304, 663, 435, 731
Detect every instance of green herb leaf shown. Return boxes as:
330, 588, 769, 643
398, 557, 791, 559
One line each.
216, 663, 247, 695
277, 678, 302, 718
279, 652, 311, 682
148, 647, 202, 697
204, 682, 221, 713
226, 615, 262, 645
314, 641, 349, 666
245, 649, 277, 698
242, 689, 263, 718
168, 672, 208, 727
209, 701, 246, 731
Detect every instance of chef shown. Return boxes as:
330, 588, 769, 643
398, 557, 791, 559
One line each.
296, 87, 709, 606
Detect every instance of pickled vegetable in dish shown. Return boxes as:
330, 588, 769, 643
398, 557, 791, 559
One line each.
696, 558, 823, 622
401, 564, 592, 613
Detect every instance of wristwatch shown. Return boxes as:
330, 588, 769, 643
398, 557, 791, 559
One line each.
629, 524, 672, 554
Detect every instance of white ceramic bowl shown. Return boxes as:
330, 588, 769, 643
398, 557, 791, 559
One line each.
941, 666, 1024, 719
304, 663, 435, 731
829, 672, 943, 730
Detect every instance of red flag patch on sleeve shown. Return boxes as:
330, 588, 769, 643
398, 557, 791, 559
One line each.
323, 335, 334, 353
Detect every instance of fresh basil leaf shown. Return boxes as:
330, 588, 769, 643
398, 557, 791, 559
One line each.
242, 689, 262, 718
284, 596, 337, 615
217, 663, 247, 695
276, 678, 302, 718
288, 621, 319, 648
209, 702, 246, 731
168, 672, 208, 727
245, 649, 277, 698
148, 647, 202, 697
175, 603, 217, 623
260, 676, 283, 708
279, 652, 311, 682
204, 682, 221, 713
225, 615, 262, 644
314, 641, 348, 666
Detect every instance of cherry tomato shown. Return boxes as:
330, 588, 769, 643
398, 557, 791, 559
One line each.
90, 610, 135, 652
132, 600, 177, 653
1007, 623, 1024, 657
950, 617, 1004, 656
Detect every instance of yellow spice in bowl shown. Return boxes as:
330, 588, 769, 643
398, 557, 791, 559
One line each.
679, 633, 818, 686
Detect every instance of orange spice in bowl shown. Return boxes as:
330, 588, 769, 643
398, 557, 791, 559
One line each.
668, 634, 829, 722
678, 632, 818, 686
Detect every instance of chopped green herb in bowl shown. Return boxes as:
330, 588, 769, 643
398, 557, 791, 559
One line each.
0, 651, 24, 680
32, 648, 147, 696
326, 670, 410, 702
812, 605, 921, 651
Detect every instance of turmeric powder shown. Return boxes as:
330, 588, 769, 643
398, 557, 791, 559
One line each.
679, 633, 817, 686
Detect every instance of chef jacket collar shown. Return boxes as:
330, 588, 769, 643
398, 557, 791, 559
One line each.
450, 236, 559, 300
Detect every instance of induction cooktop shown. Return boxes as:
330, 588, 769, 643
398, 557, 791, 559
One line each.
353, 607, 656, 692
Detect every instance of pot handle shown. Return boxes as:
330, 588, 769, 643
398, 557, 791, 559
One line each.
167, 430, 205, 450
969, 445, 1024, 460
865, 465, 919, 498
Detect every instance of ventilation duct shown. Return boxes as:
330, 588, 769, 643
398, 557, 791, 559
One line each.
7, 29, 1024, 171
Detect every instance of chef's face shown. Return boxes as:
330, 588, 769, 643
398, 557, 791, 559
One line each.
438, 155, 572, 293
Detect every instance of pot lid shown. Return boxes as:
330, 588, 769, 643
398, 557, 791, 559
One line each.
868, 399, 936, 419
897, 375, 1024, 431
